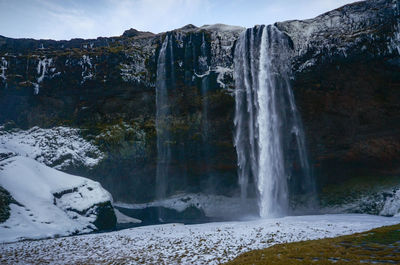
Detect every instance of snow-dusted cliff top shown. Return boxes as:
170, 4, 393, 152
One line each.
277, 0, 399, 71
0, 0, 398, 90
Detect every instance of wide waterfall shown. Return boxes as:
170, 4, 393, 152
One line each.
155, 34, 174, 220
234, 25, 314, 218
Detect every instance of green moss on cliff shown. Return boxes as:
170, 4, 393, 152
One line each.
83, 119, 151, 160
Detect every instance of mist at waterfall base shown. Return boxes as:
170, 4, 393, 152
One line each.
116, 26, 317, 226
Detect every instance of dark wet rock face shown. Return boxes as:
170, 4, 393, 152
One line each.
122, 28, 154, 38
0, 186, 20, 223
92, 201, 117, 230
0, 23, 243, 203
294, 59, 400, 188
115, 205, 209, 226
0, 185, 24, 224
279, 0, 400, 189
0, 0, 399, 208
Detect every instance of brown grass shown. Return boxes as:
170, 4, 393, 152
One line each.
225, 224, 400, 265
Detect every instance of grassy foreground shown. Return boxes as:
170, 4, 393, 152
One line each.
226, 224, 400, 265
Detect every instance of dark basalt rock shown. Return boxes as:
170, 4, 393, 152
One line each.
93, 201, 117, 230
279, 0, 400, 189
0, 186, 13, 223
122, 28, 154, 38
0, 186, 23, 223
115, 205, 215, 226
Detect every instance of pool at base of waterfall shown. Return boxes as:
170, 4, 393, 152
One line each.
114, 193, 260, 228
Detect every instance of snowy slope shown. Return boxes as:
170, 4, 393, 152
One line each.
1, 214, 399, 264
0, 155, 113, 243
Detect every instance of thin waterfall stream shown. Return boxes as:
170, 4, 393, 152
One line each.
155, 34, 173, 221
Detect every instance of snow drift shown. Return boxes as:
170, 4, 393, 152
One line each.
0, 153, 115, 243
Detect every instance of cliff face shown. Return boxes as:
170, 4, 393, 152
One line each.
0, 0, 399, 204
0, 23, 244, 202
278, 0, 400, 188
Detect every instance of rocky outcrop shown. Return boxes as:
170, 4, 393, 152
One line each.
0, 154, 116, 242
0, 126, 104, 170
0, 0, 399, 207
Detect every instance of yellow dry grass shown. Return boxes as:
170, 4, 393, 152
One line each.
225, 224, 400, 265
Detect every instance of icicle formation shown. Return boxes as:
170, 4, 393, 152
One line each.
234, 25, 313, 218
155, 34, 174, 209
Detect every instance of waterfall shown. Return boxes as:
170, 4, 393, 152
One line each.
155, 34, 173, 220
234, 25, 313, 218
200, 33, 210, 143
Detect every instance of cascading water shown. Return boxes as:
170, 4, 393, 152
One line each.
234, 25, 314, 218
200, 33, 210, 143
155, 34, 173, 220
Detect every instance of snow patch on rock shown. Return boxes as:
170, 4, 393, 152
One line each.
321, 186, 400, 217
37, 58, 52, 83
0, 126, 103, 170
120, 43, 154, 85
34, 57, 54, 94
0, 57, 7, 81
214, 66, 232, 89
196, 24, 244, 89
0, 156, 113, 243
203, 24, 244, 73
79, 55, 94, 83
120, 62, 144, 83
389, 17, 400, 55
380, 188, 400, 217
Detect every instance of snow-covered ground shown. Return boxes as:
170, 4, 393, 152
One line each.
0, 126, 103, 170
1, 214, 399, 264
0, 155, 113, 243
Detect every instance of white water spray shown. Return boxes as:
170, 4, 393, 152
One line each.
234, 25, 313, 217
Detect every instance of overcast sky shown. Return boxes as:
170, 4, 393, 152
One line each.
0, 0, 356, 40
